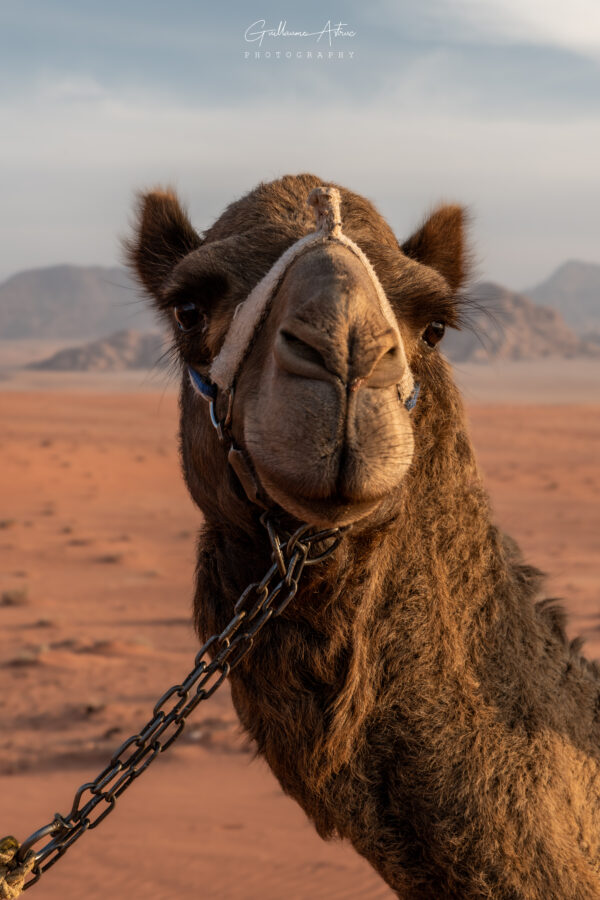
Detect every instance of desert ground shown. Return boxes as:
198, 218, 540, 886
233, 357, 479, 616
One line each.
0, 361, 599, 899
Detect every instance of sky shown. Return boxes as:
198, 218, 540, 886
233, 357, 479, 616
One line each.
1, 0, 599, 288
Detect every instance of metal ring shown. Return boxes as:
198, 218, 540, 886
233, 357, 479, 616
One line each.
17, 819, 65, 863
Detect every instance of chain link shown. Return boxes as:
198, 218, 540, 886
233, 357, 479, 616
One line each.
16, 514, 345, 890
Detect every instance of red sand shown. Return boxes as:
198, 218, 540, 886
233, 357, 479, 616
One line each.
0, 391, 598, 899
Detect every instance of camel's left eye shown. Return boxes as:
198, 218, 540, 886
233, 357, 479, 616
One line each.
422, 321, 445, 348
174, 302, 205, 333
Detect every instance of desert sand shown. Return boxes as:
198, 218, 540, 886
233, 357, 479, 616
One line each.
0, 371, 598, 899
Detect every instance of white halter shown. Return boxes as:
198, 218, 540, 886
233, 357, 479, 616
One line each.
208, 186, 415, 404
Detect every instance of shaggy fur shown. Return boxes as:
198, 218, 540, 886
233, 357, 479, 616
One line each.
127, 173, 600, 898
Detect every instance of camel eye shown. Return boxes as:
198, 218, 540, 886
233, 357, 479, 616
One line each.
174, 302, 205, 333
422, 321, 445, 348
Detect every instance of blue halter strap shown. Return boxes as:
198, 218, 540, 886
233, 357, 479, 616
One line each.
403, 381, 420, 412
188, 366, 217, 402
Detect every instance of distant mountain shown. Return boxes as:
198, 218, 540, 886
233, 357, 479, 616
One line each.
27, 330, 167, 371
0, 265, 155, 339
5, 262, 599, 367
525, 261, 600, 333
444, 282, 600, 362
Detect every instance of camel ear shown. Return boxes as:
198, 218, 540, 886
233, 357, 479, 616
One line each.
401, 205, 468, 293
125, 188, 203, 299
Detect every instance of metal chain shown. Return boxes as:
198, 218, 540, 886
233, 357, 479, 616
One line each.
14, 514, 344, 891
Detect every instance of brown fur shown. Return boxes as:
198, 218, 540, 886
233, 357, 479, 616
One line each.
127, 173, 600, 898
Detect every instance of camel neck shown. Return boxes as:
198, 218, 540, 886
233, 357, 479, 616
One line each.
193, 382, 600, 899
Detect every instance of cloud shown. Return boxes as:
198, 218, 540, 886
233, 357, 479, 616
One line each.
38, 75, 108, 103
426, 0, 600, 61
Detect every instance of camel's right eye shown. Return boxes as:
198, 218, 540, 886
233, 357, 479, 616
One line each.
174, 302, 205, 333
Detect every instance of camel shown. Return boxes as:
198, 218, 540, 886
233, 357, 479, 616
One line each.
127, 173, 600, 899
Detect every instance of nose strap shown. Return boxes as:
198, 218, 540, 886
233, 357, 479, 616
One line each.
309, 185, 342, 237
208, 186, 416, 407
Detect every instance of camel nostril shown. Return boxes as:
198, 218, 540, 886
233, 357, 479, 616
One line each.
280, 330, 328, 370
361, 337, 407, 390
274, 328, 334, 382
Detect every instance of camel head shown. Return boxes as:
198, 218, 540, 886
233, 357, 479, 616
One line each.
128, 174, 469, 530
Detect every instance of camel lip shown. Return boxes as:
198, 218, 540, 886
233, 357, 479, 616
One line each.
253, 463, 382, 528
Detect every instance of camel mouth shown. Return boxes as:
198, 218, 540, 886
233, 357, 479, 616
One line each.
242, 378, 415, 529
244, 397, 414, 528
253, 463, 385, 528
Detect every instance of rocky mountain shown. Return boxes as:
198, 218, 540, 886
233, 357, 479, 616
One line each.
0, 265, 155, 339
4, 262, 599, 368
525, 260, 600, 334
27, 330, 167, 371
444, 282, 600, 363
29, 287, 598, 371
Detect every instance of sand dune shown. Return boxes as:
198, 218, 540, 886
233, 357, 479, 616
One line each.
0, 388, 598, 899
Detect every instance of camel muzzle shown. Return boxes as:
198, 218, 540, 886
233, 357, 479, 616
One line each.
187, 186, 420, 515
